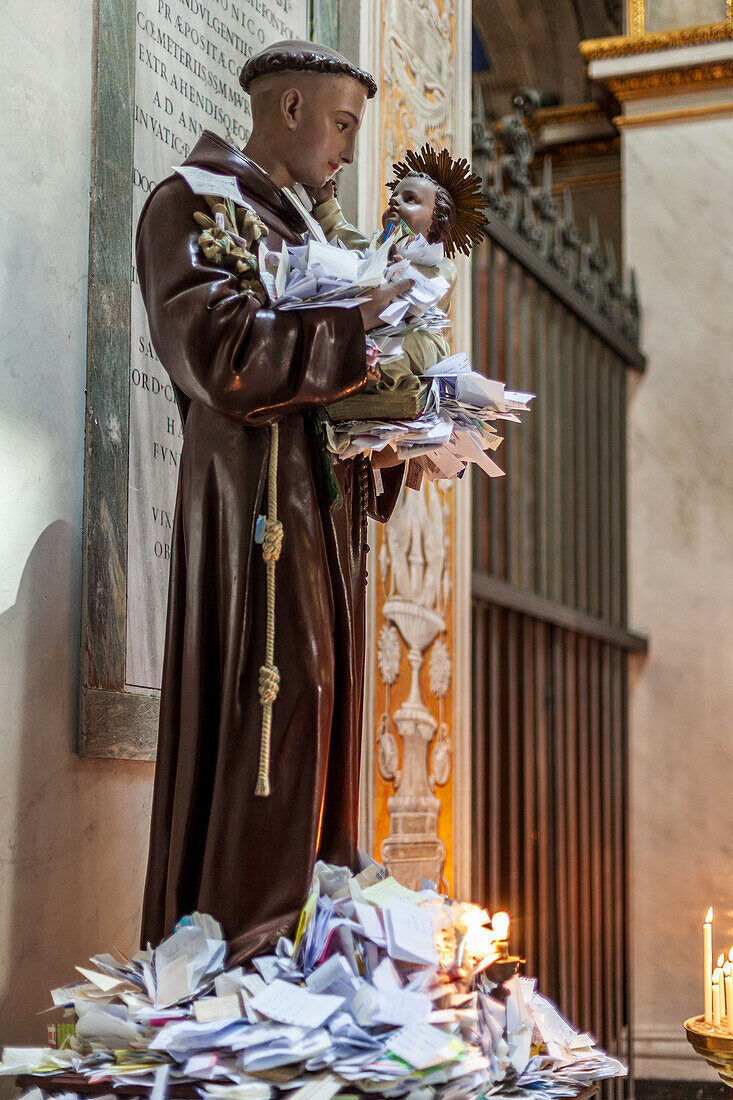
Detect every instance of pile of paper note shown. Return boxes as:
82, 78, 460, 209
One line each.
258, 235, 451, 325
324, 353, 534, 482
2, 857, 624, 1100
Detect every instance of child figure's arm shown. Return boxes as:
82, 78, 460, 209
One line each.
314, 195, 371, 252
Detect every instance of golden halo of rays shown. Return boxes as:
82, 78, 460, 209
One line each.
388, 144, 488, 258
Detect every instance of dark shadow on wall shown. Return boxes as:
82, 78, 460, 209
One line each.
0, 520, 154, 1049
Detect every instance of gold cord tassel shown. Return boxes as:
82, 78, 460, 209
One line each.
255, 424, 284, 796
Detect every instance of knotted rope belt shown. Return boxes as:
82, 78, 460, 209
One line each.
253, 430, 371, 796
255, 423, 283, 797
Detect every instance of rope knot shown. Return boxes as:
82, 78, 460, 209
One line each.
259, 663, 280, 704
262, 518, 284, 562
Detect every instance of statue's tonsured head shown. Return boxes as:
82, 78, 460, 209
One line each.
239, 40, 377, 100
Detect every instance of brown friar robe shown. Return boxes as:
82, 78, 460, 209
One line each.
136, 130, 403, 961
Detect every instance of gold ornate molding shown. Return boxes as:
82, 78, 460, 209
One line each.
614, 98, 733, 125
581, 20, 733, 60
525, 102, 608, 127
629, 0, 646, 37
605, 57, 733, 98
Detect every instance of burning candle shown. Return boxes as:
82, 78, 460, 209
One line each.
704, 907, 713, 1023
718, 954, 727, 1022
725, 960, 733, 1034
492, 912, 510, 961
713, 969, 722, 1028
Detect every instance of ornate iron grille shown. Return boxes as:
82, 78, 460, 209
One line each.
471, 94, 647, 1099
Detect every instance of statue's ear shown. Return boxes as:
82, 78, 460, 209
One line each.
280, 87, 303, 131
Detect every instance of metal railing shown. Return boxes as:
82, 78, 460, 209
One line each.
471, 93, 646, 1098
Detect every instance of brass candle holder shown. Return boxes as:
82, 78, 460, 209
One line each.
484, 943, 525, 1002
684, 1015, 733, 1090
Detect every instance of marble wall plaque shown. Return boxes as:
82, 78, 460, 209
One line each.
644, 0, 728, 30
125, 0, 307, 692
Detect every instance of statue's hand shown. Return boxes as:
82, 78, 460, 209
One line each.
365, 346, 381, 383
304, 180, 336, 205
358, 278, 413, 331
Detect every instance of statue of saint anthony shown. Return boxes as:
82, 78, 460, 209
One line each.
136, 41, 408, 961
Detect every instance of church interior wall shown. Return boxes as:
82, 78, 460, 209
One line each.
624, 109, 733, 1081
0, 0, 154, 1069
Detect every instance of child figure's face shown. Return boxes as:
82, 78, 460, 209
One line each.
381, 176, 438, 240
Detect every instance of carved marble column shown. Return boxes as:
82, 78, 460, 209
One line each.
357, 0, 473, 897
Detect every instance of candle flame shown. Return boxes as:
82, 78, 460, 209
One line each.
718, 953, 725, 968
725, 962, 731, 977
492, 911, 510, 941
706, 907, 714, 923
713, 968, 720, 985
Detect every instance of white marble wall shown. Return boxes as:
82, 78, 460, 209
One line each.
624, 106, 733, 1079
644, 0, 728, 31
0, 0, 154, 1077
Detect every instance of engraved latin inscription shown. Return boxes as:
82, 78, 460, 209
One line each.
126, 0, 307, 692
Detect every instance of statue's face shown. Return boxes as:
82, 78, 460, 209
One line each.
281, 75, 368, 188
382, 176, 438, 239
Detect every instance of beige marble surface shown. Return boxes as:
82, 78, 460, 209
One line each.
645, 0, 729, 30
0, 0, 154, 1078
624, 109, 733, 1079
589, 38, 733, 80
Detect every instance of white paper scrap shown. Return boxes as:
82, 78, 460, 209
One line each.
174, 166, 247, 207
385, 1023, 461, 1069
383, 897, 439, 966
250, 979, 344, 1029
194, 994, 243, 1022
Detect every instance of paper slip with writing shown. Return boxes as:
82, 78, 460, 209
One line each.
353, 901, 386, 945
385, 1022, 462, 1070
284, 1071, 342, 1100
349, 981, 378, 1027
174, 165, 249, 207
306, 238, 359, 282
305, 954, 360, 1000
449, 431, 505, 479
383, 897, 439, 966
240, 1028, 332, 1071
424, 352, 472, 377
372, 988, 432, 1027
372, 957, 402, 992
205, 1083, 273, 1100
361, 876, 424, 907
455, 372, 505, 411
250, 979, 344, 1028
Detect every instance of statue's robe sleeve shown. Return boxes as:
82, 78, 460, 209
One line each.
136, 179, 369, 426
136, 168, 404, 965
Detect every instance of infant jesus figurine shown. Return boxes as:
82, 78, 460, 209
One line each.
311, 144, 486, 420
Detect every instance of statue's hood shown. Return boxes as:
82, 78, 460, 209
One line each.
182, 130, 308, 239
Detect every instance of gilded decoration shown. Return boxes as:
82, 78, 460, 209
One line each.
379, 0, 455, 184
604, 58, 733, 98
372, 0, 457, 892
580, 19, 733, 58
